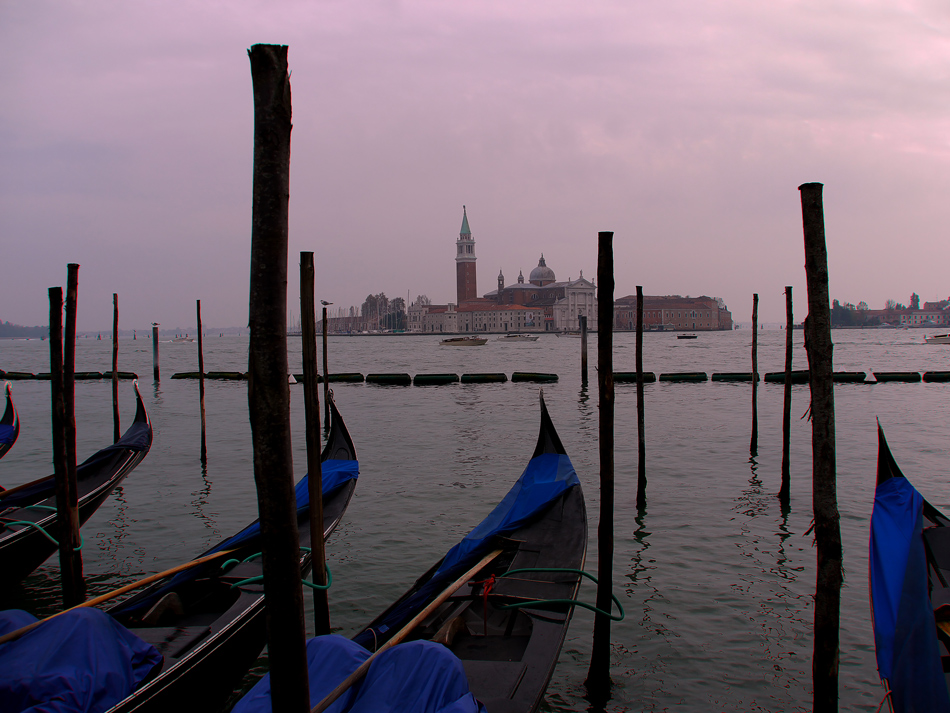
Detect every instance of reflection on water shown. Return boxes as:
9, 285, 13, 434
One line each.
0, 331, 939, 711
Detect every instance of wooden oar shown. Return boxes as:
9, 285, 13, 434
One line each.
0, 474, 55, 500
311, 548, 503, 713
0, 548, 236, 646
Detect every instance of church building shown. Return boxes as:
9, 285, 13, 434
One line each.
408, 207, 597, 333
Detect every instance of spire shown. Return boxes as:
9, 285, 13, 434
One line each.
460, 205, 471, 236
518, 270, 524, 284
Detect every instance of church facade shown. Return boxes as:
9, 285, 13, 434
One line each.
408, 208, 597, 333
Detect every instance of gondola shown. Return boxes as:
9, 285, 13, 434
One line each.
0, 391, 359, 713
0, 383, 19, 461
0, 382, 152, 582
234, 391, 586, 713
870, 426, 950, 712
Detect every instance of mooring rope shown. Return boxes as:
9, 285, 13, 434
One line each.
488, 567, 625, 621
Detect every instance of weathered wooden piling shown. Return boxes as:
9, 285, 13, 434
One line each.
247, 42, 309, 711
60, 264, 84, 605
750, 293, 758, 456
49, 288, 69, 606
586, 231, 615, 700
197, 300, 207, 464
322, 303, 330, 431
636, 286, 646, 510
580, 315, 589, 384
799, 182, 841, 712
112, 293, 120, 442
779, 286, 793, 505
152, 324, 160, 381
301, 252, 329, 635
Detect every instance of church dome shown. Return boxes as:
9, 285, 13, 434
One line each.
529, 255, 555, 285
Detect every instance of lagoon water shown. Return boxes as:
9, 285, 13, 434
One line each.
2, 329, 950, 711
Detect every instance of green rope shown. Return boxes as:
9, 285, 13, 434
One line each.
302, 564, 332, 591
0, 520, 83, 550
225, 546, 332, 591
493, 567, 625, 621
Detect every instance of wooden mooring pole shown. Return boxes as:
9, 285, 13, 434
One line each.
322, 303, 330, 432
636, 285, 646, 510
60, 264, 84, 606
586, 231, 615, 702
580, 314, 589, 384
779, 286, 793, 505
750, 293, 758, 456
799, 182, 841, 712
247, 43, 309, 712
197, 300, 207, 464
301, 252, 329, 635
152, 323, 160, 381
112, 293, 120, 442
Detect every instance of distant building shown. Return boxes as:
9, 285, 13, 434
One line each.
613, 295, 732, 331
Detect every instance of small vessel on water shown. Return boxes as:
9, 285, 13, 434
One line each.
0, 383, 152, 582
0, 383, 19, 461
677, 334, 698, 340
233, 391, 588, 713
440, 336, 488, 346
0, 393, 359, 713
496, 333, 540, 342
870, 427, 950, 711
924, 333, 950, 344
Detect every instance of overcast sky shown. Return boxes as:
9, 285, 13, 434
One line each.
2, 0, 949, 330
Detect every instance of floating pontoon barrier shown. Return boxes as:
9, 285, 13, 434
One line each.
325, 373, 365, 383
460, 373, 508, 384
613, 372, 657, 383
711, 372, 758, 382
873, 371, 921, 383
833, 371, 867, 383
0, 372, 35, 380
764, 370, 810, 384
366, 373, 412, 386
659, 372, 708, 382
923, 371, 950, 383
413, 373, 460, 386
74, 372, 103, 380
511, 372, 558, 383
171, 371, 247, 380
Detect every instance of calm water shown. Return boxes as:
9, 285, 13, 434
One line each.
2, 329, 950, 712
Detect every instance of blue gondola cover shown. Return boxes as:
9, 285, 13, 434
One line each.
0, 608, 162, 713
0, 424, 15, 444
870, 475, 950, 712
232, 635, 485, 713
355, 452, 578, 649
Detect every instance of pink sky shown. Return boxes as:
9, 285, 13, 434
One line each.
2, 0, 949, 329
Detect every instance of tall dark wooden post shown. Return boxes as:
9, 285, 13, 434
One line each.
586, 231, 615, 701
112, 293, 120, 442
779, 286, 793, 505
247, 43, 309, 712
750, 293, 758, 456
49, 288, 69, 605
799, 182, 841, 713
152, 324, 160, 381
636, 286, 646, 510
60, 264, 84, 605
322, 304, 330, 431
580, 315, 589, 384
301, 253, 329, 635
197, 300, 207, 464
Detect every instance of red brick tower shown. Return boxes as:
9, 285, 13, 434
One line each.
456, 205, 477, 304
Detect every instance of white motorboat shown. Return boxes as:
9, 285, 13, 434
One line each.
495, 333, 540, 342
924, 333, 950, 344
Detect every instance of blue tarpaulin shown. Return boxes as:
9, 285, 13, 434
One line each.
0, 424, 15, 444
870, 474, 950, 712
0, 609, 162, 713
232, 635, 485, 713
355, 452, 578, 649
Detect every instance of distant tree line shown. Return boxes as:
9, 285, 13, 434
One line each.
831, 292, 941, 327
0, 320, 48, 338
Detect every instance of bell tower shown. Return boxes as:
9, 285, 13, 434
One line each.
456, 205, 477, 304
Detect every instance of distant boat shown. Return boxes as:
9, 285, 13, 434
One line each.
171, 336, 194, 343
677, 334, 698, 340
440, 336, 488, 346
496, 333, 540, 342
924, 334, 950, 344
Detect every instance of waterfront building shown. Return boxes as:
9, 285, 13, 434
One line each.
613, 295, 733, 331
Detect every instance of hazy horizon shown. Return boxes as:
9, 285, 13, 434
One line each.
3, 1, 948, 331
